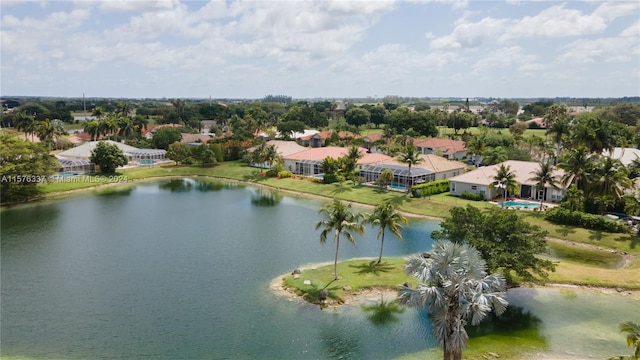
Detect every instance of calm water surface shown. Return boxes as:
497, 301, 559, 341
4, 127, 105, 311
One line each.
1, 179, 638, 359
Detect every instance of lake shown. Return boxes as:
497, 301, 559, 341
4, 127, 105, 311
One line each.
1, 178, 638, 359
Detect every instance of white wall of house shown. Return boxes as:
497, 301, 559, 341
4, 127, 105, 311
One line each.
530, 186, 565, 202
435, 169, 464, 180
283, 159, 297, 173
450, 181, 493, 200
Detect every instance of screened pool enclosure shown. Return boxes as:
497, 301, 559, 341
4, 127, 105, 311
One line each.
360, 164, 435, 190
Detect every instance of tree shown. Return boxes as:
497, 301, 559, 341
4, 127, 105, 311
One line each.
14, 111, 36, 140
482, 146, 509, 166
619, 321, 640, 359
344, 107, 371, 128
375, 168, 394, 189
0, 134, 58, 202
397, 145, 423, 193
398, 240, 508, 360
315, 200, 365, 280
528, 162, 559, 208
277, 120, 305, 140
368, 105, 387, 128
366, 201, 408, 264
591, 157, 631, 204
558, 147, 595, 192
432, 206, 555, 284
83, 120, 100, 141
562, 185, 585, 212
36, 118, 66, 149
546, 117, 571, 163
166, 142, 191, 165
491, 164, 518, 202
90, 141, 128, 174
91, 106, 105, 121
151, 127, 182, 150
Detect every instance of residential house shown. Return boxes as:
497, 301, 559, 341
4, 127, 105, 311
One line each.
603, 147, 640, 167
413, 138, 467, 160
448, 160, 566, 202
362, 133, 385, 153
282, 146, 388, 176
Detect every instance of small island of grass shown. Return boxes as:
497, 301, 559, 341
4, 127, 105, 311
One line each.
281, 258, 412, 306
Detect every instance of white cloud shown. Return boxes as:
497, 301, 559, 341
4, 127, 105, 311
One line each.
472, 46, 537, 70
98, 0, 181, 13
621, 20, 640, 37
560, 37, 639, 64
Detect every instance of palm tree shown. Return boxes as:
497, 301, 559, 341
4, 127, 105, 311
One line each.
376, 168, 395, 189
562, 185, 585, 212
366, 201, 408, 264
482, 146, 509, 166
118, 117, 135, 140
397, 145, 423, 193
132, 115, 149, 136
529, 162, 560, 208
91, 106, 105, 121
558, 147, 595, 192
398, 240, 508, 360
263, 144, 281, 168
83, 120, 99, 141
344, 145, 363, 173
14, 111, 34, 140
619, 321, 640, 359
591, 157, 631, 202
315, 200, 365, 280
36, 119, 66, 149
546, 117, 571, 164
491, 164, 518, 204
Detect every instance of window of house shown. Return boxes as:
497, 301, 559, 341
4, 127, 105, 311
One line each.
451, 183, 456, 192
471, 185, 477, 190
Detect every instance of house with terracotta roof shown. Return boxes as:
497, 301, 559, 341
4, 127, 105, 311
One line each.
282, 146, 389, 176
413, 138, 468, 160
448, 160, 566, 202
362, 133, 385, 153
296, 130, 362, 148
144, 124, 183, 139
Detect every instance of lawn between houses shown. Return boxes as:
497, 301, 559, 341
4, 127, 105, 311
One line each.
37, 161, 640, 290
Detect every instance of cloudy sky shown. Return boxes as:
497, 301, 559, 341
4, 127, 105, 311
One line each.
1, 0, 639, 99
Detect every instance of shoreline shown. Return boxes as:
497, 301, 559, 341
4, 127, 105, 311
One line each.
268, 259, 640, 309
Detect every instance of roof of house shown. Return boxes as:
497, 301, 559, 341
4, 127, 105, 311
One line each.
449, 160, 565, 187
284, 146, 361, 162
265, 140, 307, 157
363, 133, 384, 142
377, 154, 466, 173
181, 133, 213, 144
603, 147, 640, 166
57, 140, 148, 159
143, 124, 182, 136
413, 138, 467, 155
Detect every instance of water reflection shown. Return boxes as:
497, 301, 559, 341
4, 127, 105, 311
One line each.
361, 296, 405, 326
96, 187, 133, 197
250, 188, 283, 207
157, 178, 235, 192
468, 305, 544, 339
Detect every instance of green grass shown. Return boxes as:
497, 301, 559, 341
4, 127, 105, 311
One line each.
282, 258, 412, 304
546, 238, 623, 269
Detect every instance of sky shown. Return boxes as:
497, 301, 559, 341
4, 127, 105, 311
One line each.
1, 0, 639, 99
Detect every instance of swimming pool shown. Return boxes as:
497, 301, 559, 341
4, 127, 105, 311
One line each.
498, 201, 541, 209
139, 159, 155, 165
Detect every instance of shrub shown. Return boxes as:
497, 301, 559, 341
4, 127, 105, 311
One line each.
265, 163, 284, 177
277, 170, 293, 178
544, 207, 628, 233
460, 191, 484, 201
411, 179, 450, 198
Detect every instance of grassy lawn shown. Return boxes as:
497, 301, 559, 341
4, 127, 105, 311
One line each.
283, 258, 412, 304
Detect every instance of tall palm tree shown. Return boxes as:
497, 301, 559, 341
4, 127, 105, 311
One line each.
563, 185, 585, 212
83, 120, 99, 141
118, 117, 135, 140
132, 115, 149, 136
343, 145, 363, 173
529, 162, 560, 208
397, 145, 423, 193
263, 144, 281, 168
546, 117, 571, 164
315, 200, 365, 280
91, 106, 105, 121
491, 164, 518, 203
619, 321, 640, 359
366, 201, 408, 264
36, 119, 65, 149
14, 111, 36, 140
398, 240, 508, 360
558, 147, 595, 192
591, 157, 631, 202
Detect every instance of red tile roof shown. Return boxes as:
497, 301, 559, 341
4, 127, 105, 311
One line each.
413, 138, 466, 155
